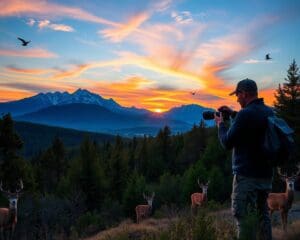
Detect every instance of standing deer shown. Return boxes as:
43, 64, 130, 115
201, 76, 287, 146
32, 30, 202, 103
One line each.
135, 192, 155, 224
0, 180, 23, 240
267, 167, 300, 231
191, 179, 209, 212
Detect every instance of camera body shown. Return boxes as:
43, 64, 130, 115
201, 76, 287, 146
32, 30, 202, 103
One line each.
202, 106, 236, 121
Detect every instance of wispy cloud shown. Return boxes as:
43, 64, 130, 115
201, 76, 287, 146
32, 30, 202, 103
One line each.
38, 19, 74, 32
53, 64, 90, 79
0, 48, 58, 58
26, 18, 35, 26
5, 65, 49, 75
100, 12, 150, 42
171, 11, 193, 24
0, 82, 62, 93
152, 0, 173, 12
0, 0, 118, 26
244, 59, 264, 64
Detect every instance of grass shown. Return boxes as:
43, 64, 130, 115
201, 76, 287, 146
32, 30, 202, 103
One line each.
83, 199, 300, 240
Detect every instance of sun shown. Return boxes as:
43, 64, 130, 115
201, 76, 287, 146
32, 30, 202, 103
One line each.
154, 108, 163, 113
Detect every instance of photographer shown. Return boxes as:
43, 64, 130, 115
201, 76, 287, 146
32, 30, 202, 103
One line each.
214, 79, 274, 240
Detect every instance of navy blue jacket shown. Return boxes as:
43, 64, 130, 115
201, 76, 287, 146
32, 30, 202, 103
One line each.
218, 98, 274, 178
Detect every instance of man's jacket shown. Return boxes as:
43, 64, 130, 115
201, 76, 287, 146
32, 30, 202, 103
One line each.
218, 98, 274, 178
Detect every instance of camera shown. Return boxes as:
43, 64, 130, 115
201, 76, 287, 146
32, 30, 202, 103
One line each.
202, 106, 236, 121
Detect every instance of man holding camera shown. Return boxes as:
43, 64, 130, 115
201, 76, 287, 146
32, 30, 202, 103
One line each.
214, 78, 274, 240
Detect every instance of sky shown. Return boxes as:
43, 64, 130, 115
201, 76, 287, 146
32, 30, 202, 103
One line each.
0, 0, 299, 113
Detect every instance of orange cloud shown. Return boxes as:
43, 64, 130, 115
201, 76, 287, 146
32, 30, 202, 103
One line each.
5, 66, 49, 75
0, 48, 58, 58
53, 64, 90, 79
0, 89, 33, 102
50, 55, 205, 89
90, 77, 190, 112
0, 0, 118, 26
101, 12, 151, 42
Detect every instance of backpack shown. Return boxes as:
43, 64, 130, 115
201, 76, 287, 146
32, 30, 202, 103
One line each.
263, 115, 296, 167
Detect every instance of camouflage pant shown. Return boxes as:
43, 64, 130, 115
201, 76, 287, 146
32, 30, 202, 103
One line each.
232, 175, 272, 240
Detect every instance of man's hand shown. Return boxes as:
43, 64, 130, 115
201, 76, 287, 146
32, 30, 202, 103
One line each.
214, 112, 223, 127
218, 105, 233, 114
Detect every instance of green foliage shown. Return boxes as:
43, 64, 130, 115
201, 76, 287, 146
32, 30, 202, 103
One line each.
181, 160, 207, 201
80, 137, 108, 210
108, 136, 129, 199
0, 113, 23, 158
75, 211, 103, 237
156, 172, 183, 207
61, 137, 107, 211
122, 170, 146, 218
0, 114, 36, 192
274, 59, 300, 168
207, 166, 231, 202
32, 136, 68, 194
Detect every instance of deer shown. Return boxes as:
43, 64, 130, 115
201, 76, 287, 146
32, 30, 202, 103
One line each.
267, 167, 300, 231
135, 192, 155, 224
0, 180, 24, 240
191, 179, 209, 213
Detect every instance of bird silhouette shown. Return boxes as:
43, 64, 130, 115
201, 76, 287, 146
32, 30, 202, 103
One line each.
190, 91, 196, 95
265, 53, 272, 60
17, 37, 30, 46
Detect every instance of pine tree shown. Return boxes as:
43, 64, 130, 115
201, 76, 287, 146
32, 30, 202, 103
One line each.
0, 114, 23, 160
51, 136, 67, 181
108, 135, 128, 199
274, 59, 300, 166
122, 170, 146, 217
0, 114, 34, 190
78, 137, 107, 210
274, 59, 300, 125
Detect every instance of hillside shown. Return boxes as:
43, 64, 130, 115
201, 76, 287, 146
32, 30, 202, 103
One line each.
83, 200, 300, 240
14, 121, 116, 157
15, 103, 193, 136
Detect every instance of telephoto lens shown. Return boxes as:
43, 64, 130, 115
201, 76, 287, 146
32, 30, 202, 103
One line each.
202, 111, 220, 120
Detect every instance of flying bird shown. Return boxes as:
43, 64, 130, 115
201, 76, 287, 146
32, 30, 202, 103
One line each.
265, 53, 272, 60
17, 37, 30, 46
190, 91, 196, 95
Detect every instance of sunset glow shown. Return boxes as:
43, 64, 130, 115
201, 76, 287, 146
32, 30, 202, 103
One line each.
153, 108, 164, 113
0, 0, 299, 112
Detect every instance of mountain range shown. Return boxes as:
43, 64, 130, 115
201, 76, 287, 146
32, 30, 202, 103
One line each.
0, 89, 215, 136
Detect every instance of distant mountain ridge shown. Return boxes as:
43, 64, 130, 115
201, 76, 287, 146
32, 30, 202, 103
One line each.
0, 89, 215, 136
0, 89, 149, 117
162, 104, 214, 125
15, 103, 193, 136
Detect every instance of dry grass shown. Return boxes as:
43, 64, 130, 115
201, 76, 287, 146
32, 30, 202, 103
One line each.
273, 221, 300, 240
83, 218, 173, 240
83, 199, 300, 240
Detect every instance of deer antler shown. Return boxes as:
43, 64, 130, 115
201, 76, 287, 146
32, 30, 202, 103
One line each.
277, 167, 288, 179
16, 179, 24, 193
290, 164, 300, 179
197, 178, 201, 187
0, 181, 11, 195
